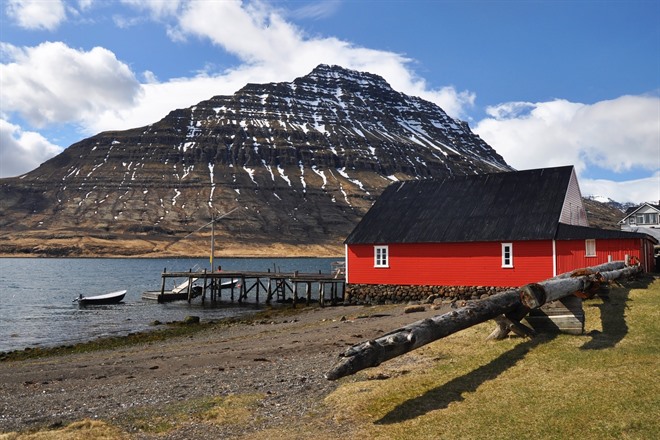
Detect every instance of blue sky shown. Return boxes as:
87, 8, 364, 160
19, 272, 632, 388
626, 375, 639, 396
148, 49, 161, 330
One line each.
1, 0, 658, 203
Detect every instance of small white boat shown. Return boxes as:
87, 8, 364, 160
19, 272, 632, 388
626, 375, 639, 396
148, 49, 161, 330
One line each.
75, 290, 127, 305
142, 278, 240, 302
172, 278, 199, 294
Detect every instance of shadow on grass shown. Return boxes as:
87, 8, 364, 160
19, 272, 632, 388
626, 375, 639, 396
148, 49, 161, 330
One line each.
375, 333, 557, 425
581, 275, 654, 350
375, 275, 656, 425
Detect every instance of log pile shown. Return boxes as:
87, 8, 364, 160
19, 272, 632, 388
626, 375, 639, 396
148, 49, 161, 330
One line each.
325, 261, 641, 381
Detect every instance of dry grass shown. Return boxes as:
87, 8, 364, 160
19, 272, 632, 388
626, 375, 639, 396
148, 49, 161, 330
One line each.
0, 420, 129, 440
325, 276, 660, 440
201, 394, 264, 426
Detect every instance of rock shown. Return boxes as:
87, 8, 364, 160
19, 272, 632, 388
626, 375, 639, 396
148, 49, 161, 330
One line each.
182, 315, 200, 325
404, 305, 426, 314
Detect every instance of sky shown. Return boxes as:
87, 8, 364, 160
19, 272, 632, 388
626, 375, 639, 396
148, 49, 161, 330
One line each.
1, 0, 658, 204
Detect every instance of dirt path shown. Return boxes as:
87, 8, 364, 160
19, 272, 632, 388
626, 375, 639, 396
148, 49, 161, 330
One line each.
0, 303, 445, 438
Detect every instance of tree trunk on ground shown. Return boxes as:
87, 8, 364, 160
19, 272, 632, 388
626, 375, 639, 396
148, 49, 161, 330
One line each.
325, 261, 641, 381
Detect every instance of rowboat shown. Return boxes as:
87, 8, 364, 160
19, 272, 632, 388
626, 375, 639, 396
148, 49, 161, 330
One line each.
142, 278, 240, 302
75, 289, 127, 305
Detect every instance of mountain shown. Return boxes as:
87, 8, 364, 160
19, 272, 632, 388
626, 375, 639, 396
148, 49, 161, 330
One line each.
582, 198, 626, 230
585, 195, 637, 213
0, 64, 513, 257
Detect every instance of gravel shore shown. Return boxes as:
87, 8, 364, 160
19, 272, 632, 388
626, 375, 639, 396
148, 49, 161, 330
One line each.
0, 303, 444, 438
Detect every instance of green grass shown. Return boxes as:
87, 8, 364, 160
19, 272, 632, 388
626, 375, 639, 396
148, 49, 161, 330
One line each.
325, 275, 660, 440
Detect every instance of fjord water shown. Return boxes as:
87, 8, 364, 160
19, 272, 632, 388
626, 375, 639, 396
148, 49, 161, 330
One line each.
0, 257, 337, 353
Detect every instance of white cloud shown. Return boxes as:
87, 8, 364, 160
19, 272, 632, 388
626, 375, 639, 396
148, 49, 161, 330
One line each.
0, 119, 63, 178
289, 0, 342, 20
5, 0, 67, 30
119, 0, 183, 19
476, 95, 660, 174
77, 0, 94, 11
160, 0, 473, 117
83, 0, 476, 133
474, 95, 660, 204
0, 41, 142, 127
580, 173, 660, 205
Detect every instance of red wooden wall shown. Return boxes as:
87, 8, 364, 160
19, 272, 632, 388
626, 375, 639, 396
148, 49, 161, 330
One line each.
347, 241, 554, 288
348, 238, 651, 288
555, 238, 644, 274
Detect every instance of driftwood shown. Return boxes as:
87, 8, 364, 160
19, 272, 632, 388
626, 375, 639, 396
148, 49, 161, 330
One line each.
325, 261, 641, 381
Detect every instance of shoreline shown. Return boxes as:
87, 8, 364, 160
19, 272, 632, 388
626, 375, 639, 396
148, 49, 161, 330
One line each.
0, 302, 445, 438
0, 306, 290, 361
0, 254, 344, 259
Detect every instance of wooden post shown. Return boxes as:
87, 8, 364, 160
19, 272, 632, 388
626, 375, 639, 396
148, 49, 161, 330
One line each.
187, 272, 193, 303
160, 268, 167, 301
240, 275, 246, 302
306, 281, 312, 305
266, 278, 273, 304
201, 269, 207, 304
292, 281, 298, 309
319, 282, 325, 307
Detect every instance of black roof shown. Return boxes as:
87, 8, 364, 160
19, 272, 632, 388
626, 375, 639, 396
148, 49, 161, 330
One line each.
345, 166, 576, 244
556, 223, 657, 243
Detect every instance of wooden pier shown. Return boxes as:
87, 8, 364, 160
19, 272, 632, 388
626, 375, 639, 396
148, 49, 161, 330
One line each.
145, 268, 346, 307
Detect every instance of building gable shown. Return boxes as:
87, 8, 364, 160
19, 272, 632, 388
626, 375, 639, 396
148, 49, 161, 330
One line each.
558, 168, 589, 226
619, 203, 660, 224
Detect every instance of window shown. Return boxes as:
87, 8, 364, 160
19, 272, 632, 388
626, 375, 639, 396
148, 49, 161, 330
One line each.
374, 246, 389, 268
585, 239, 596, 257
637, 215, 645, 224
501, 243, 513, 268
629, 217, 636, 225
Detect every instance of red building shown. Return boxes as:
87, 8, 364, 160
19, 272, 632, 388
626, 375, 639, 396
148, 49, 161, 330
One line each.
345, 166, 656, 292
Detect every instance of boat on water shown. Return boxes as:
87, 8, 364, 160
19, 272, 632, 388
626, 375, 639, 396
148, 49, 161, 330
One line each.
75, 289, 127, 305
142, 278, 240, 302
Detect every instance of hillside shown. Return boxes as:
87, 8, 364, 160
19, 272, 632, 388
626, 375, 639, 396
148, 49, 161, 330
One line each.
0, 65, 511, 257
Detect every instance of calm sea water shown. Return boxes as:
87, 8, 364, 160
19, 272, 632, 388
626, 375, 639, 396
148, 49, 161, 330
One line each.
0, 257, 337, 353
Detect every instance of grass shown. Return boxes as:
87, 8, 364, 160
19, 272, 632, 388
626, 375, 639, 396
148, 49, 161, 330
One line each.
0, 420, 129, 440
120, 393, 264, 434
324, 275, 660, 440
1, 394, 265, 439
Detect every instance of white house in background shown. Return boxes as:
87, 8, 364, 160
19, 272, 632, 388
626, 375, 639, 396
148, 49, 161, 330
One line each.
619, 203, 660, 242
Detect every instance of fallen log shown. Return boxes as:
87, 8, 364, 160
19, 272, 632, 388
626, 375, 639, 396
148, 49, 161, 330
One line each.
325, 261, 641, 380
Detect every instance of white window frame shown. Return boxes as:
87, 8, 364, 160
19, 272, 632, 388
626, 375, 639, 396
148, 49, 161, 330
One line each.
374, 245, 389, 268
585, 239, 596, 257
501, 243, 513, 268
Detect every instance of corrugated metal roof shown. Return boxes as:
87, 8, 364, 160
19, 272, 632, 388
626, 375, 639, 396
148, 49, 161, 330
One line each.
345, 166, 575, 244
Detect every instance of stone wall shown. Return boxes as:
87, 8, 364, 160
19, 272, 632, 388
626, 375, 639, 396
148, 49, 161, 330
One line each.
345, 283, 512, 305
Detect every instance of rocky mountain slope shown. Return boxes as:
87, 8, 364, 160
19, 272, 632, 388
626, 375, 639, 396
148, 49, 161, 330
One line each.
0, 65, 512, 257
583, 198, 626, 230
